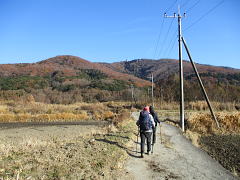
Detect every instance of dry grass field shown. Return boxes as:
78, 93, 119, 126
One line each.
0, 101, 135, 123
0, 100, 239, 178
186, 111, 240, 177
0, 101, 136, 180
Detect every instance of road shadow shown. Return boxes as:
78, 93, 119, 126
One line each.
162, 118, 180, 126
105, 134, 131, 140
162, 118, 189, 129
95, 137, 142, 158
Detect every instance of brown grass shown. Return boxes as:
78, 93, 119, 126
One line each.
0, 102, 135, 179
0, 111, 89, 123
0, 101, 115, 123
0, 100, 137, 123
187, 101, 239, 111
187, 112, 240, 135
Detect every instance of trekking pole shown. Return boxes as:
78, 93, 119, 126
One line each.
136, 126, 139, 154
159, 123, 163, 144
151, 141, 154, 154
151, 127, 154, 154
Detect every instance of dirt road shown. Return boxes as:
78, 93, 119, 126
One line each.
125, 112, 238, 180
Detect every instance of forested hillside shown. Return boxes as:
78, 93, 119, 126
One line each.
102, 58, 240, 81
102, 59, 240, 103
0, 56, 240, 104
0, 56, 151, 104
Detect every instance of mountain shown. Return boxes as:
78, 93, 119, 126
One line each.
100, 58, 240, 82
0, 55, 151, 87
100, 59, 240, 103
0, 56, 240, 103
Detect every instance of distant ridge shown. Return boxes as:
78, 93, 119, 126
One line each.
0, 55, 151, 87
99, 58, 240, 81
0, 56, 239, 87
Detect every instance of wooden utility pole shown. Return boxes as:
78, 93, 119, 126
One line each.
165, 6, 186, 131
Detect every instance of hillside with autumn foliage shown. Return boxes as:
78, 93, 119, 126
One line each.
0, 55, 151, 87
102, 59, 240, 103
0, 56, 240, 104
101, 58, 240, 81
0, 56, 152, 103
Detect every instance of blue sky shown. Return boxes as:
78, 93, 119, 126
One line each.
0, 0, 239, 69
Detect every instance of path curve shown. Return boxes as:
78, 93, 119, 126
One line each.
124, 112, 238, 180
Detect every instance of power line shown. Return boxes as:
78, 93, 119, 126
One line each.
185, 0, 200, 13
153, 18, 165, 59
166, 31, 178, 57
167, 38, 178, 58
162, 29, 177, 58
158, 18, 174, 58
165, 0, 178, 13
184, 0, 225, 31
153, 0, 178, 59
181, 0, 190, 9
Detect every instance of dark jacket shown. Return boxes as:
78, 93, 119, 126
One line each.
136, 110, 155, 132
149, 106, 160, 126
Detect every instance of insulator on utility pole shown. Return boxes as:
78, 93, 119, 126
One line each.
164, 5, 186, 132
164, 5, 219, 130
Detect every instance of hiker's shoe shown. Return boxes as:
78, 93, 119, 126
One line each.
140, 153, 144, 158
146, 151, 150, 155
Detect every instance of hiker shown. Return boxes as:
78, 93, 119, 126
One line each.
136, 106, 155, 158
149, 106, 160, 145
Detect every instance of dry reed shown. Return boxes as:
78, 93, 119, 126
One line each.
188, 112, 240, 134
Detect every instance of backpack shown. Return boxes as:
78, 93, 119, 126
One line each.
139, 111, 152, 131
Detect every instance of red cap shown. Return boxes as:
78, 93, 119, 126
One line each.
143, 106, 150, 112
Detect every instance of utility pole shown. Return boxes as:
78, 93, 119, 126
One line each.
151, 73, 154, 107
165, 6, 186, 131
148, 73, 154, 107
131, 84, 134, 103
131, 84, 137, 105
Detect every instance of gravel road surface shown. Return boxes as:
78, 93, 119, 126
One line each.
124, 112, 238, 180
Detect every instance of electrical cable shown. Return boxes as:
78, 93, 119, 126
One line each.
165, 0, 178, 13
168, 37, 178, 58
153, 18, 165, 59
185, 0, 200, 13
183, 0, 224, 32
152, 0, 178, 59
158, 18, 174, 58
181, 0, 190, 9
166, 31, 178, 57
162, 29, 177, 58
